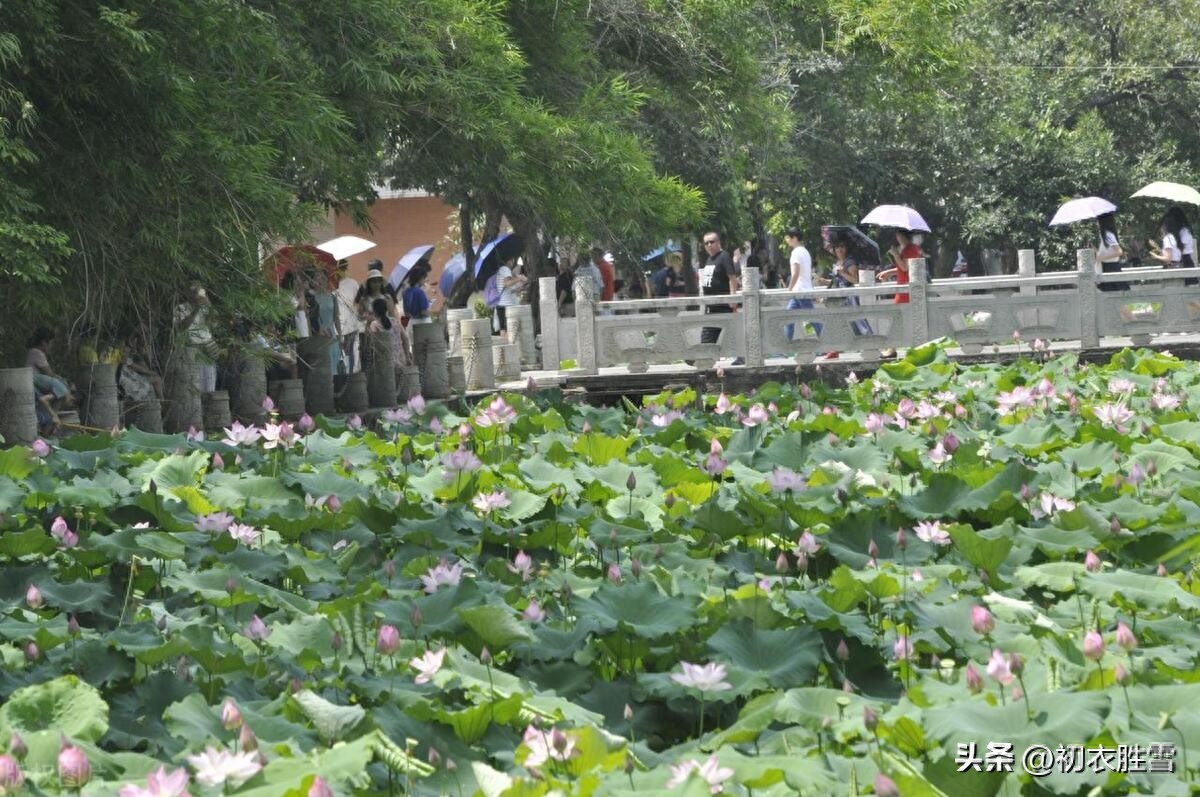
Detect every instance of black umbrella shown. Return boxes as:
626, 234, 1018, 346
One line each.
820, 225, 882, 267
473, 233, 525, 287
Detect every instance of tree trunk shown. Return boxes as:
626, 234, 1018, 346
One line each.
458, 198, 476, 267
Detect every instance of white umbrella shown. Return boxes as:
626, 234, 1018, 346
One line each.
389, 244, 435, 290
860, 205, 931, 233
1049, 197, 1117, 226
316, 235, 376, 261
1130, 181, 1200, 206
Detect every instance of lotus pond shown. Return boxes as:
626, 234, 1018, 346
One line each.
1, 344, 1199, 796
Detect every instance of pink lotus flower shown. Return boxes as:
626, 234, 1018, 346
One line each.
606, 562, 622, 584
874, 772, 900, 797
965, 663, 984, 693
471, 490, 511, 514
650, 409, 684, 427
913, 520, 951, 546
767, 467, 806, 493
407, 394, 426, 414
741, 403, 769, 427
194, 512, 234, 534
187, 746, 261, 789
896, 398, 916, 418
260, 421, 296, 450
893, 635, 914, 661
429, 416, 443, 434
794, 530, 821, 556
666, 755, 734, 794
1151, 392, 1181, 411
58, 741, 91, 790
910, 568, 923, 581
261, 395, 276, 412
25, 584, 43, 609
221, 421, 259, 447
1085, 550, 1101, 572
308, 775, 334, 797
671, 661, 732, 692
376, 624, 400, 656
0, 755, 24, 792
1115, 622, 1138, 651
522, 599, 545, 624
383, 406, 413, 424
348, 415, 363, 431
243, 615, 271, 642
1083, 629, 1104, 661
410, 647, 446, 684
521, 725, 577, 769
50, 516, 79, 548
996, 386, 1036, 416
476, 396, 517, 427
508, 550, 534, 581
227, 523, 260, 546
1034, 492, 1075, 518
864, 413, 885, 434
713, 393, 733, 414
986, 648, 1014, 685
441, 447, 482, 481
31, 438, 51, 457
927, 441, 950, 465
846, 371, 859, 384
420, 560, 463, 593
701, 438, 727, 477
1093, 402, 1134, 433
971, 605, 994, 635
186, 426, 205, 442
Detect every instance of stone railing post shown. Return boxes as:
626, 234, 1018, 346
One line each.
539, 276, 560, 371
574, 274, 598, 375
1077, 248, 1100, 348
741, 266, 763, 367
907, 258, 930, 347
0, 367, 37, 444
1018, 249, 1036, 297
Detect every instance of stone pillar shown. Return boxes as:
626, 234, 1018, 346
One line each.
446, 355, 466, 393
411, 320, 449, 399
1018, 249, 1037, 297
337, 372, 369, 413
539, 276, 560, 370
298, 337, 336, 416
84, 363, 121, 430
494, 342, 521, 382
229, 355, 268, 424
907, 258, 930, 347
1077, 248, 1100, 349
364, 331, 397, 407
460, 317, 496, 390
0, 367, 37, 444
130, 397, 163, 433
574, 274, 598, 375
506, 304, 536, 368
202, 390, 232, 431
446, 308, 473, 358
269, 379, 306, 419
163, 348, 203, 433
397, 365, 422, 401
741, 267, 763, 367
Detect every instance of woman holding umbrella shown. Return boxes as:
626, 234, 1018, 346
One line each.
877, 229, 921, 304
1148, 212, 1182, 269
1095, 212, 1128, 292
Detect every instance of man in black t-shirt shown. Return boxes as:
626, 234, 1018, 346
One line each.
698, 231, 739, 345
554, 258, 576, 316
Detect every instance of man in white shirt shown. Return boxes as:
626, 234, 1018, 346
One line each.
783, 227, 818, 341
575, 247, 604, 304
334, 260, 364, 373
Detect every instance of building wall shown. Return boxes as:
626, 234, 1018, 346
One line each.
333, 194, 462, 307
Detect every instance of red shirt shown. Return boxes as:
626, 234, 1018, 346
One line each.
598, 261, 615, 301
893, 243, 921, 304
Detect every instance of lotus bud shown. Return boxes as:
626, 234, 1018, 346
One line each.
1128, 463, 1144, 486
31, 438, 51, 457
212, 452, 225, 471
795, 551, 808, 573
1114, 662, 1130, 685
626, 471, 637, 492
1019, 483, 1032, 502
582, 421, 591, 434
654, 544, 664, 559
965, 663, 984, 693
428, 747, 441, 767
23, 642, 38, 662
480, 647, 492, 666
1083, 630, 1104, 661
332, 632, 343, 653
971, 605, 994, 635
867, 540, 879, 558
226, 578, 238, 595
561, 581, 573, 601
1112, 473, 1125, 490
624, 752, 635, 775
1157, 562, 1168, 577
1110, 516, 1121, 535
410, 606, 423, 630
376, 624, 400, 656
239, 723, 258, 752
9, 733, 27, 760
1146, 459, 1157, 477
941, 432, 959, 453
57, 741, 90, 790
1085, 550, 1101, 572
221, 699, 243, 731
289, 677, 303, 694
550, 728, 570, 755
25, 585, 43, 609
297, 413, 315, 433
800, 383, 812, 399
664, 493, 675, 509
308, 775, 334, 797
607, 562, 622, 584
401, 447, 413, 467
843, 678, 855, 692
775, 551, 789, 573
383, 560, 396, 580
68, 615, 81, 636
1011, 686, 1023, 701
1007, 652, 1024, 676
526, 376, 538, 394
630, 557, 642, 579
149, 478, 157, 496
836, 639, 850, 662
874, 773, 899, 797
623, 704, 634, 722
176, 657, 191, 681
326, 494, 342, 512
894, 527, 907, 551
609, 529, 618, 545
1070, 461, 1079, 476
1115, 622, 1138, 651
446, 758, 457, 772
863, 705, 878, 732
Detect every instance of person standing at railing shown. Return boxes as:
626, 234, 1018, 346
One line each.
698, 231, 739, 347
1162, 207, 1197, 286
877, 229, 920, 304
665, 251, 687, 297
1095, 212, 1128, 292
577, 249, 604, 304
782, 226, 815, 343
1148, 213, 1182, 271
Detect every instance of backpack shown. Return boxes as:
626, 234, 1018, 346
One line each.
484, 274, 502, 308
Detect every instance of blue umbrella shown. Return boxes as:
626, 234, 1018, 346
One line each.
389, 244, 435, 290
642, 240, 679, 261
438, 253, 467, 296
473, 233, 513, 277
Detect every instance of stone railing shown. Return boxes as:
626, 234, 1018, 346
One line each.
539, 250, 1200, 372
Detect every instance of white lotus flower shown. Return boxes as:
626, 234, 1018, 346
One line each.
187, 746, 261, 789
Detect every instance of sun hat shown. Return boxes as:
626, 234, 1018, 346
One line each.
366, 268, 384, 280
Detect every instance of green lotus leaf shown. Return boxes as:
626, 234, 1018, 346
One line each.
576, 582, 696, 638
0, 675, 109, 745
705, 621, 822, 690
457, 604, 535, 649
293, 690, 366, 743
